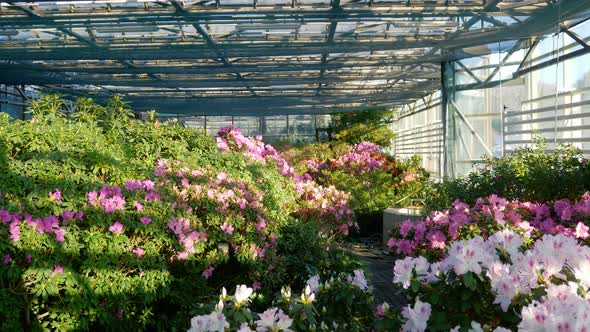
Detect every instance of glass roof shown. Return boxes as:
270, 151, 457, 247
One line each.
0, 0, 588, 115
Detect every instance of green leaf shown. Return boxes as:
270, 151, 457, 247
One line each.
462, 272, 477, 291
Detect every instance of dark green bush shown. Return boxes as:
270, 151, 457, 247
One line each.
424, 138, 590, 212
330, 109, 396, 146
275, 218, 361, 290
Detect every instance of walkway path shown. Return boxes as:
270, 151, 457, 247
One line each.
341, 243, 406, 307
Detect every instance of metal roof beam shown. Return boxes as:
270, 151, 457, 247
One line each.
0, 7, 550, 29
170, 0, 256, 96
0, 40, 517, 60
0, 61, 440, 75
1, 72, 439, 87
149, 104, 407, 117
4, 0, 584, 62
316, 0, 340, 96
4, 1, 167, 89
116, 92, 414, 103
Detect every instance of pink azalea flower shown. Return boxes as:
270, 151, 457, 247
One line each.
132, 247, 145, 258
539, 218, 556, 234
111, 196, 126, 211
125, 180, 140, 191
202, 267, 214, 279
145, 191, 161, 202
414, 221, 426, 241
139, 216, 152, 225
427, 230, 446, 249
387, 238, 397, 249
9, 221, 20, 242
87, 191, 99, 206
396, 239, 416, 255
141, 180, 155, 191
220, 222, 234, 235
256, 215, 267, 233
575, 222, 589, 239
109, 222, 124, 234
252, 280, 261, 291
518, 221, 535, 238
75, 212, 84, 221
38, 216, 55, 234
54, 228, 66, 242
49, 189, 62, 203
400, 219, 414, 238
60, 210, 76, 222
0, 209, 12, 224
133, 201, 144, 212
257, 247, 266, 259
53, 263, 64, 275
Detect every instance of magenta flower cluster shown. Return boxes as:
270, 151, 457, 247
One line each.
1, 208, 82, 244
87, 185, 126, 213
388, 193, 590, 257
304, 142, 384, 176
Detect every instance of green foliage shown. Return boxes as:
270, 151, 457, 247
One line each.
0, 114, 134, 206
276, 219, 362, 290
406, 271, 517, 331
0, 288, 25, 331
331, 109, 396, 146
71, 97, 105, 123
425, 137, 590, 212
29, 94, 65, 120
308, 277, 375, 330
326, 169, 397, 215
392, 155, 431, 208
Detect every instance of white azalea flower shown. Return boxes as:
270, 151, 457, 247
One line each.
401, 298, 431, 332
234, 284, 253, 305
347, 269, 369, 291
306, 275, 320, 293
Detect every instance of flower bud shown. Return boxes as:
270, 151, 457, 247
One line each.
215, 300, 224, 312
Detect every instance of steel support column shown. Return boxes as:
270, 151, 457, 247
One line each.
441, 61, 456, 179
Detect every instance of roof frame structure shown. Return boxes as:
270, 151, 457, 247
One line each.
0, 0, 589, 116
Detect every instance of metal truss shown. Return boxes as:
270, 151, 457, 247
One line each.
0, 0, 589, 115
515, 17, 590, 76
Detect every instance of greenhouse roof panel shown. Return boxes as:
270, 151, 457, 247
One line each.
0, 0, 589, 115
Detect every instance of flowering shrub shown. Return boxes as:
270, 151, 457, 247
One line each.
390, 231, 590, 330
387, 193, 590, 260
0, 98, 368, 330
384, 192, 590, 330
216, 127, 356, 236
187, 270, 377, 332
0, 158, 299, 329
319, 141, 385, 175
280, 141, 430, 216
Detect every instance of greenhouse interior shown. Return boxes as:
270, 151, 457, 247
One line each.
1, 0, 590, 331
